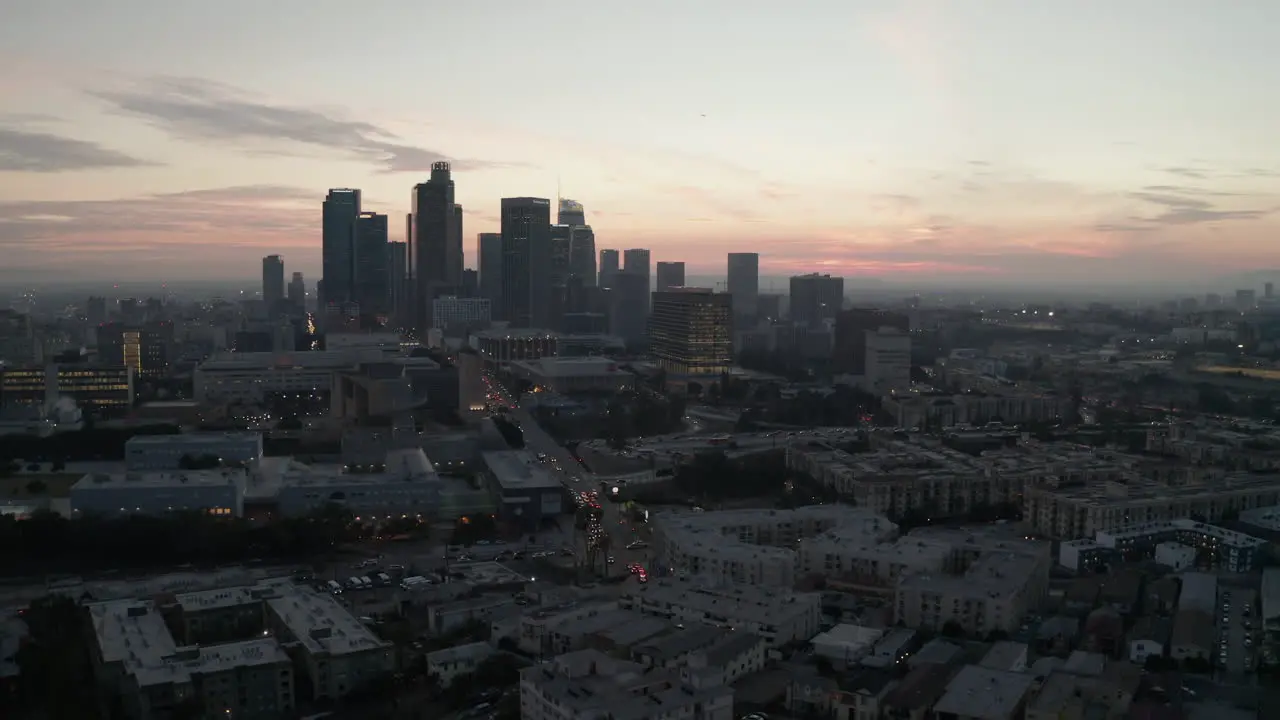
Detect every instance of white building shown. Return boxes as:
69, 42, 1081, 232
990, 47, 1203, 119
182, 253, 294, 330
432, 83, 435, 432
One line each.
124, 432, 264, 470
810, 624, 884, 666
71, 469, 247, 518
426, 641, 493, 688
865, 327, 911, 391
273, 449, 441, 519
519, 649, 733, 720
619, 577, 822, 646
87, 579, 393, 719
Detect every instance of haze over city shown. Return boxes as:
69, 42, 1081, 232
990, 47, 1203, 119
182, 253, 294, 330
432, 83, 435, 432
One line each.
2, 0, 1279, 288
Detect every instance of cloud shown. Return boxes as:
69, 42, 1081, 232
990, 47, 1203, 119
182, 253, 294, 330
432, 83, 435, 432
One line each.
0, 127, 155, 172
90, 76, 513, 174
1164, 166, 1209, 179
1130, 188, 1270, 225
1094, 223, 1156, 233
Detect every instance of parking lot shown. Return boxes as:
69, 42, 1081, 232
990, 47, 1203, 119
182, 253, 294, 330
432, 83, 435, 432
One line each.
1217, 585, 1259, 678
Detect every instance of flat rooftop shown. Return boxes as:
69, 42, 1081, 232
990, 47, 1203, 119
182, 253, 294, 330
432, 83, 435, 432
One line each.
73, 468, 247, 490
931, 664, 1035, 720
125, 432, 261, 446
482, 451, 561, 491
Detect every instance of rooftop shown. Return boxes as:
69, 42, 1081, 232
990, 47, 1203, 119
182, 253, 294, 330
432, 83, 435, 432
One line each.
73, 468, 248, 491
882, 663, 958, 710
931, 665, 1035, 720
623, 577, 820, 627
125, 432, 261, 447
482, 450, 562, 491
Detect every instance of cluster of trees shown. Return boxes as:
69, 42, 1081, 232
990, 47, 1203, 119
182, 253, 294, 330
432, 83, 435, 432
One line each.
630, 450, 789, 504
9, 595, 100, 719
449, 513, 499, 546
0, 423, 179, 463
604, 391, 686, 448
0, 504, 361, 578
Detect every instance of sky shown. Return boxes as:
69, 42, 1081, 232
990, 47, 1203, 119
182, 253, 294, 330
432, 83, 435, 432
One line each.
1, 0, 1279, 288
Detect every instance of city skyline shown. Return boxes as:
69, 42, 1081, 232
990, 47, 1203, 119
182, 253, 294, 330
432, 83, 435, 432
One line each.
2, 2, 1280, 286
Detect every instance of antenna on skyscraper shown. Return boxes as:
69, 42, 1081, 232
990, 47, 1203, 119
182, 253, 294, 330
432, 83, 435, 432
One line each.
556, 172, 562, 210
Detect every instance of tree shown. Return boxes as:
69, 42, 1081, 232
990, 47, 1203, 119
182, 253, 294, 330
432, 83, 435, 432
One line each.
24, 479, 47, 495
940, 620, 965, 638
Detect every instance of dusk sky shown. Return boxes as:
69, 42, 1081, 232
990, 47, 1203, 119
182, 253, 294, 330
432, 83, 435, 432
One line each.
1, 1, 1278, 287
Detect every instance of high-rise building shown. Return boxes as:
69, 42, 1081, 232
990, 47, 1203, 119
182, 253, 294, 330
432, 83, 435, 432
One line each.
656, 261, 686, 291
477, 233, 503, 318
1235, 288, 1257, 311
649, 288, 733, 376
1266, 282, 1274, 299
452, 204, 464, 284
789, 273, 844, 326
288, 272, 306, 310
500, 197, 553, 328
461, 269, 479, 298
262, 255, 285, 305
550, 225, 573, 287
833, 309, 910, 375
865, 328, 911, 391
727, 253, 759, 321
411, 163, 457, 329
322, 188, 361, 307
599, 249, 620, 288
608, 272, 650, 346
624, 249, 651, 287
355, 212, 389, 315
558, 198, 586, 226
388, 241, 408, 320
97, 321, 174, 378
569, 226, 596, 287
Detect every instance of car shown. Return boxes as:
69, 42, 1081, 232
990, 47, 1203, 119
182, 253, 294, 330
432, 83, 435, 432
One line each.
607, 556, 616, 564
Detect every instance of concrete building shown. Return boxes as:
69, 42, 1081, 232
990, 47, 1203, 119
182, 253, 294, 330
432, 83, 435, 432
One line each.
0, 363, 135, 412
507, 356, 636, 395
619, 577, 822, 646
895, 552, 1044, 635
500, 197, 553, 328
810, 624, 883, 666
519, 649, 733, 720
86, 578, 392, 719
726, 252, 759, 321
470, 328, 557, 368
124, 432, 263, 470
194, 349, 382, 405
648, 288, 733, 377
272, 449, 441, 519
655, 261, 685, 291
931, 664, 1035, 720
425, 641, 493, 688
431, 296, 492, 334
481, 450, 565, 530
789, 273, 843, 326
1057, 518, 1266, 572
864, 327, 911, 391
71, 468, 248, 518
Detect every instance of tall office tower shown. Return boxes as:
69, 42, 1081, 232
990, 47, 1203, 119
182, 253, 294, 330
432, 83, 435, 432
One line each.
833, 309, 910, 374
656, 262, 686, 291
569, 226, 597, 287
262, 255, 285, 305
461, 269, 479, 298
865, 327, 911, 391
500, 197, 553, 328
452, 204, 465, 283
1267, 282, 1275, 299
321, 188, 361, 307
477, 233, 503, 318
599, 249, 620, 288
288, 272, 306, 310
86, 296, 107, 324
789, 273, 844, 326
412, 162, 457, 329
388, 241, 407, 320
550, 225, 573, 286
355, 211, 389, 315
558, 198, 586, 226
608, 271, 650, 346
623, 249, 651, 287
649, 288, 733, 376
97, 321, 174, 378
727, 252, 759, 321
1235, 289, 1257, 311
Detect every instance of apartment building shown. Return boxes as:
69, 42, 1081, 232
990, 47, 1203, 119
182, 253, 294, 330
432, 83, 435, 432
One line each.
87, 579, 392, 719
653, 505, 895, 588
516, 601, 622, 657
520, 649, 733, 720
1057, 518, 1267, 573
619, 578, 822, 646
1024, 472, 1280, 540
895, 552, 1043, 636
426, 642, 493, 688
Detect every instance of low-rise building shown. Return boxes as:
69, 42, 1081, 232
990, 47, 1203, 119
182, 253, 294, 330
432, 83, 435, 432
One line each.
1127, 616, 1170, 664
895, 552, 1043, 635
979, 641, 1028, 672
124, 432, 263, 470
930, 664, 1035, 720
619, 577, 822, 646
519, 649, 733, 720
482, 450, 565, 530
507, 356, 635, 394
272, 449, 441, 519
426, 642, 494, 688
71, 468, 248, 518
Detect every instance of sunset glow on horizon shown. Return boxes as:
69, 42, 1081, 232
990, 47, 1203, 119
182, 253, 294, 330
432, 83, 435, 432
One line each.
2, 1, 1279, 287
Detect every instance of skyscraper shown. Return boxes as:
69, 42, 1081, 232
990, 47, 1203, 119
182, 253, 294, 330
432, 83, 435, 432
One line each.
550, 225, 573, 287
262, 255, 284, 305
656, 262, 686, 291
569, 226, 597, 287
623, 249, 651, 286
478, 233, 503, 318
322, 188, 361, 307
833, 309, 910, 374
288, 272, 306, 310
727, 252, 759, 321
500, 197, 553, 328
789, 273, 844, 326
452, 204, 464, 284
608, 271, 650, 346
355, 212, 389, 315
649, 289, 733, 376
388, 241, 407, 320
558, 198, 586, 226
412, 162, 457, 329
599, 249, 620, 288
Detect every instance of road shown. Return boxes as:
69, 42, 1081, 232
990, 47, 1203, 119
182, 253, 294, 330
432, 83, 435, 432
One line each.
486, 373, 655, 579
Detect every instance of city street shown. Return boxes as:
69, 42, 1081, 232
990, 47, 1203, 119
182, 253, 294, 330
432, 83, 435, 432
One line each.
1217, 585, 1259, 678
